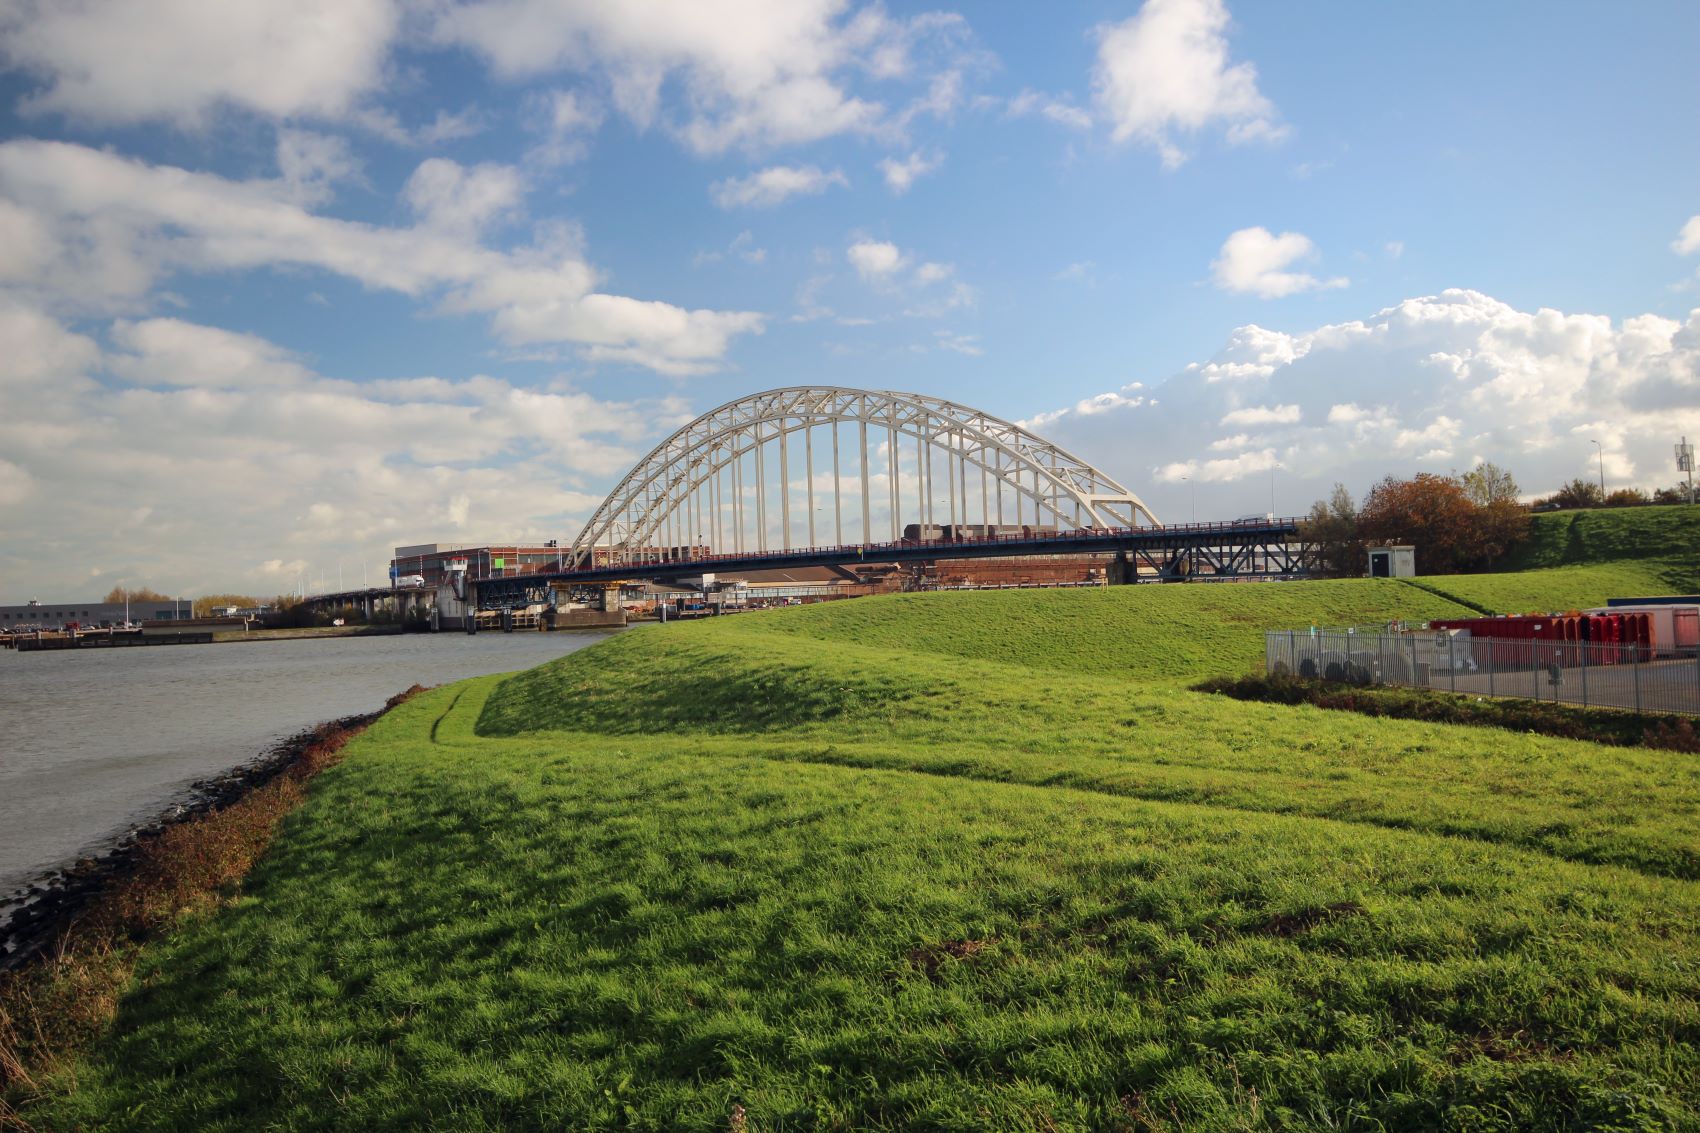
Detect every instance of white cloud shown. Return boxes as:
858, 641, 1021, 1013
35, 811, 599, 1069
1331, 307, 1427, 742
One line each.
1004, 88, 1092, 130
878, 149, 942, 194
434, 0, 968, 154
275, 129, 362, 205
1211, 227, 1347, 298
934, 330, 981, 356
0, 0, 399, 126
0, 305, 695, 596
0, 140, 763, 375
525, 89, 605, 165
1023, 289, 1700, 516
847, 239, 907, 281
1220, 403, 1299, 427
1092, 0, 1285, 169
1385, 240, 1405, 259
711, 164, 847, 208
1677, 215, 1700, 256
403, 158, 526, 237
108, 319, 315, 389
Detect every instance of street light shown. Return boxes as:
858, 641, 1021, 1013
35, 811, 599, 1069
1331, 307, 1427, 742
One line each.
1181, 475, 1195, 524
1590, 439, 1606, 501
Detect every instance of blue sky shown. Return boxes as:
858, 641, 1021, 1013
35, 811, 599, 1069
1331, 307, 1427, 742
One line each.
1, 0, 1697, 597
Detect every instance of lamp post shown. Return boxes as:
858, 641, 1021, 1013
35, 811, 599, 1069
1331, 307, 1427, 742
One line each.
1590, 439, 1606, 502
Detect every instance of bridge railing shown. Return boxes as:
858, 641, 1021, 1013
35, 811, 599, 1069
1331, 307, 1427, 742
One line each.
465, 517, 1308, 582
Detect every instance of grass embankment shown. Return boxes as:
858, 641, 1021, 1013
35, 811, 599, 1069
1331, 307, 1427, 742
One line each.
18, 579, 1700, 1131
1394, 505, 1700, 615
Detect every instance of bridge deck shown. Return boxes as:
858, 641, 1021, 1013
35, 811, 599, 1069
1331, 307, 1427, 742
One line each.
471, 518, 1310, 605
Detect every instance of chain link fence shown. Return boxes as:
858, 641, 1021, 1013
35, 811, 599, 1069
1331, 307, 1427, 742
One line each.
1266, 628, 1700, 715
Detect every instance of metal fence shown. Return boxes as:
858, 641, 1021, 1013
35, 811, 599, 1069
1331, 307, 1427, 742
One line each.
1265, 628, 1700, 715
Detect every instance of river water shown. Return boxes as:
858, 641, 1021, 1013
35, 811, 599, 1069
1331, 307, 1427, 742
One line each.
0, 630, 614, 896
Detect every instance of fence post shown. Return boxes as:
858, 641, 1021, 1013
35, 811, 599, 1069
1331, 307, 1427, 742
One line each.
1633, 648, 1642, 714
1488, 650, 1494, 698
1410, 634, 1419, 689
1580, 639, 1588, 708
1448, 633, 1456, 694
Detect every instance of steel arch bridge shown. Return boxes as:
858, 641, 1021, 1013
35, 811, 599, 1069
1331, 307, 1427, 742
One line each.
568, 386, 1161, 570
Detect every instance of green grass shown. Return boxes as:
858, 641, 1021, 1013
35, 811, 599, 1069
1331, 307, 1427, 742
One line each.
1397, 505, 1699, 615
24, 578, 1700, 1131
1399, 561, 1686, 616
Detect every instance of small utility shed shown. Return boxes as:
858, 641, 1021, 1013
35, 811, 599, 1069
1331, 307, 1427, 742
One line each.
1367, 545, 1416, 578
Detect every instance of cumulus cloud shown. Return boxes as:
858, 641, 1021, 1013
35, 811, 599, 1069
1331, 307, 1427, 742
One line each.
1211, 227, 1347, 298
1023, 289, 1700, 518
0, 0, 399, 126
878, 149, 943, 194
1677, 215, 1700, 256
1092, 0, 1285, 169
0, 304, 692, 596
0, 140, 763, 375
847, 238, 908, 281
403, 158, 526, 237
434, 0, 969, 154
108, 319, 315, 389
711, 164, 847, 208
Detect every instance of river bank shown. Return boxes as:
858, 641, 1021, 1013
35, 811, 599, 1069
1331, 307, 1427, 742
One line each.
0, 695, 414, 971
0, 630, 619, 900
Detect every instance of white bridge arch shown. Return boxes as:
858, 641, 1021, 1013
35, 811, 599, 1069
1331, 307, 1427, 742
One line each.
569, 386, 1160, 569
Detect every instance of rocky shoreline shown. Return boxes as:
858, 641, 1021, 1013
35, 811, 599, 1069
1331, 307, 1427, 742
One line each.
0, 710, 381, 972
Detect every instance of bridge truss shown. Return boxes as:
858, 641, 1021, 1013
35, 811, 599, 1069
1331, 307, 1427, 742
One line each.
568, 387, 1161, 570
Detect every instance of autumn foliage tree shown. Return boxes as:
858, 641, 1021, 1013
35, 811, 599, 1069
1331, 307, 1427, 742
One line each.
103, 585, 172, 604
1356, 469, 1528, 574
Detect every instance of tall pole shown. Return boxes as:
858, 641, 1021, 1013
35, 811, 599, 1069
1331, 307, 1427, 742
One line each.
858, 419, 870, 544
734, 451, 744, 554
889, 419, 899, 541
779, 420, 791, 551
804, 424, 816, 548
755, 427, 767, 551
1591, 439, 1606, 501
1681, 437, 1696, 505
832, 422, 843, 545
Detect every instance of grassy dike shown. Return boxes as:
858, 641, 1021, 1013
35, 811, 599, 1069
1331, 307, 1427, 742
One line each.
11, 573, 1700, 1130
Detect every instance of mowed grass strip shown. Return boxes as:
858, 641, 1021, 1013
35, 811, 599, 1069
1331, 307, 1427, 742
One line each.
36, 683, 1700, 1132
733, 578, 1476, 681
482, 614, 1700, 880
1398, 561, 1691, 617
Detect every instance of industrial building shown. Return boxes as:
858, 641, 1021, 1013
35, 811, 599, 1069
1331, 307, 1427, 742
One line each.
0, 598, 192, 630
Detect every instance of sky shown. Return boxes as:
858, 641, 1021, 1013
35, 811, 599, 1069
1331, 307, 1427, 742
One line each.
1, 0, 1697, 599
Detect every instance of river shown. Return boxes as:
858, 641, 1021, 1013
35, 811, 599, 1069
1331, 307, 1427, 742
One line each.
0, 630, 614, 896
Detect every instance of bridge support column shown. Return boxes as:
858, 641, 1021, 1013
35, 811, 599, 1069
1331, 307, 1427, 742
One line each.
1107, 550, 1135, 586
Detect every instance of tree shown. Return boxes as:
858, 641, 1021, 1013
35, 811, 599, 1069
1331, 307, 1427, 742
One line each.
1297, 483, 1362, 577
1460, 460, 1519, 507
1604, 487, 1651, 508
1654, 483, 1697, 505
194, 593, 261, 617
104, 585, 172, 604
1358, 473, 1483, 573
1536, 478, 1604, 510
